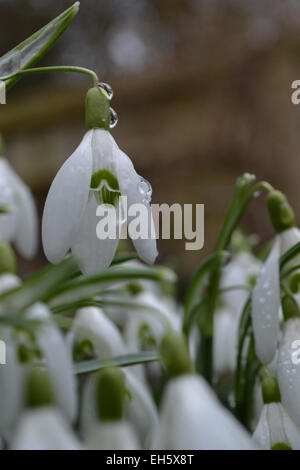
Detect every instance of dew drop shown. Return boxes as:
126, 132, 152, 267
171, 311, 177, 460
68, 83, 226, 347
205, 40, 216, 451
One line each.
97, 82, 114, 100
109, 108, 118, 128
138, 178, 152, 204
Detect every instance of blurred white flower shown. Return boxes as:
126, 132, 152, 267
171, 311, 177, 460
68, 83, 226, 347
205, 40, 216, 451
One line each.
252, 227, 300, 364
27, 303, 77, 423
42, 128, 157, 275
277, 318, 300, 428
86, 421, 139, 450
214, 252, 261, 375
0, 158, 38, 258
11, 407, 82, 450
253, 402, 300, 450
152, 374, 255, 450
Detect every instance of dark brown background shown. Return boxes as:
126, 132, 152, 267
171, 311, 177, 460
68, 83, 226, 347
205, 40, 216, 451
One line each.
1, 0, 300, 286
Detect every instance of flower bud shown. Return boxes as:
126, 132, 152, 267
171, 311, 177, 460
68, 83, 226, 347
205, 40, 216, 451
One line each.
0, 239, 16, 274
262, 376, 281, 404
96, 367, 125, 421
26, 367, 54, 408
161, 331, 193, 379
85, 87, 110, 131
282, 294, 300, 321
267, 190, 295, 234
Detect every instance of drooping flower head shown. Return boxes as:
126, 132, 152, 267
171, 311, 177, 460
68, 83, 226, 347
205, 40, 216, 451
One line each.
42, 86, 158, 275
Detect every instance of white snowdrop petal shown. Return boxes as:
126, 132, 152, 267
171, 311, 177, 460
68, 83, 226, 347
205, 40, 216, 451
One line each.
213, 308, 238, 375
28, 305, 77, 424
252, 405, 271, 449
116, 149, 158, 264
42, 131, 93, 264
0, 273, 21, 294
72, 306, 126, 357
71, 196, 119, 275
251, 238, 281, 364
152, 375, 255, 450
0, 341, 25, 440
11, 408, 83, 450
124, 370, 159, 449
277, 318, 300, 428
86, 421, 140, 450
14, 183, 38, 259
282, 406, 300, 450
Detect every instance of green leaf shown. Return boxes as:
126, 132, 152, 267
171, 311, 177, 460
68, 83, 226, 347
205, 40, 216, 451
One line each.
0, 257, 78, 314
46, 265, 172, 307
0, 2, 80, 89
183, 251, 229, 335
73, 352, 161, 375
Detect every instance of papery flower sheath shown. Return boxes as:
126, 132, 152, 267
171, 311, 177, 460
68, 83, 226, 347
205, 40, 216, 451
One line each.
42, 87, 157, 275
0, 158, 38, 258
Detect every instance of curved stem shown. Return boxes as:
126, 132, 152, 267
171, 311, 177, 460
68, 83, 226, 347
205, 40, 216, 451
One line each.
1, 66, 99, 86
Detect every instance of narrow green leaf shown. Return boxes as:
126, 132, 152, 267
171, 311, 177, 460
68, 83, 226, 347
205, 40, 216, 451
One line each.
46, 266, 172, 307
0, 2, 80, 89
73, 352, 161, 375
0, 257, 78, 314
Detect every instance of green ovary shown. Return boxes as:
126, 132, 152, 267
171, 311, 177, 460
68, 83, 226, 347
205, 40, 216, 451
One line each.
90, 169, 120, 206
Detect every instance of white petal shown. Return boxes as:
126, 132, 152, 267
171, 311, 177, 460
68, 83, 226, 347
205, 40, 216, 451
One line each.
72, 306, 126, 357
251, 238, 281, 364
0, 341, 25, 440
42, 131, 93, 263
116, 148, 158, 264
124, 370, 159, 448
252, 405, 271, 449
86, 421, 140, 450
0, 273, 21, 294
152, 374, 255, 450
277, 318, 300, 428
282, 405, 300, 450
28, 303, 77, 423
213, 308, 238, 375
0, 158, 38, 257
11, 408, 82, 450
71, 196, 119, 275
14, 182, 38, 259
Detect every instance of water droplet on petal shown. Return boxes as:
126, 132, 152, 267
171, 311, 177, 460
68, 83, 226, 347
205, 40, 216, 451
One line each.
138, 177, 152, 204
97, 82, 114, 100
110, 108, 118, 128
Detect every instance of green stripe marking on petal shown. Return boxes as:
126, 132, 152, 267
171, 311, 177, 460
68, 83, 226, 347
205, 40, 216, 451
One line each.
90, 169, 120, 206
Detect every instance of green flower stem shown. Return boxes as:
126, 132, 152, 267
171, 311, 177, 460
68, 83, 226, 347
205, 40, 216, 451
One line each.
2, 65, 99, 86
198, 178, 274, 385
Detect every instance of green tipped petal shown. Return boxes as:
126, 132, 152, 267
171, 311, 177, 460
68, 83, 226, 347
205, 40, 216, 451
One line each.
161, 331, 193, 379
96, 367, 125, 421
262, 376, 281, 404
267, 190, 295, 234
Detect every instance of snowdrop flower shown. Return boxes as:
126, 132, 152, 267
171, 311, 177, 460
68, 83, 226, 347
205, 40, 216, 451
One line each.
85, 368, 140, 450
74, 307, 158, 446
0, 153, 38, 259
27, 303, 77, 423
253, 376, 300, 450
42, 86, 157, 275
277, 316, 300, 428
11, 367, 82, 450
11, 407, 83, 450
152, 332, 255, 450
252, 190, 299, 364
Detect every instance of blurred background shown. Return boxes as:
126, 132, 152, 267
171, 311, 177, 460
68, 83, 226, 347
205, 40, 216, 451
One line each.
1, 0, 300, 287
